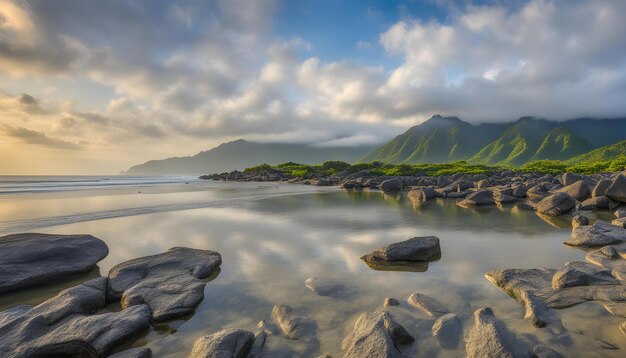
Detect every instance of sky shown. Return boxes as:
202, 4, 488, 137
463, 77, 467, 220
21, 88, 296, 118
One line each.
1, 0, 625, 174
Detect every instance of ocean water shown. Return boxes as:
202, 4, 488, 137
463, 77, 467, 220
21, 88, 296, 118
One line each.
0, 176, 623, 357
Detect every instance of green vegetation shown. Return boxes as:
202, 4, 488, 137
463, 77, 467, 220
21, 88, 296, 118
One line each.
519, 155, 626, 175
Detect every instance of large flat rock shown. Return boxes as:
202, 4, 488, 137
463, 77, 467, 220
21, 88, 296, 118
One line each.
565, 221, 626, 247
361, 236, 441, 264
0, 233, 109, 293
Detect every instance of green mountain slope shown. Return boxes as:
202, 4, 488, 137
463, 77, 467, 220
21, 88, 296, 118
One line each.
565, 139, 626, 164
530, 127, 594, 161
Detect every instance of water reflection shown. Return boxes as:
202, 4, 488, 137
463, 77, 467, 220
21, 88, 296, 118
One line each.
0, 183, 623, 357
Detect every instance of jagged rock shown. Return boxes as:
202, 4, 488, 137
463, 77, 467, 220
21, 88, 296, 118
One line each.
305, 277, 345, 297
189, 328, 255, 358
361, 237, 441, 264
107, 247, 222, 321
572, 214, 589, 229
108, 347, 152, 358
532, 345, 565, 358
384, 298, 400, 307
380, 178, 403, 192
593, 179, 613, 198
466, 307, 530, 358
407, 292, 448, 317
0, 233, 109, 293
342, 311, 413, 358
565, 220, 626, 247
606, 174, 626, 203
432, 313, 462, 349
459, 190, 495, 206
551, 261, 618, 290
271, 305, 316, 341
0, 278, 151, 357
557, 180, 590, 201
535, 193, 576, 217
407, 187, 436, 202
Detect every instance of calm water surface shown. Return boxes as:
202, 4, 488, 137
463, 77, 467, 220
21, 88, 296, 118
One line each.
0, 177, 623, 357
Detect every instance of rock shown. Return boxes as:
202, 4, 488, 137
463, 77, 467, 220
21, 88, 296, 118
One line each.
0, 278, 151, 357
527, 185, 549, 202
407, 292, 448, 317
305, 277, 345, 297
342, 311, 413, 358
580, 196, 609, 210
532, 345, 565, 358
512, 185, 527, 198
593, 179, 613, 197
476, 179, 490, 189
108, 347, 152, 358
446, 190, 471, 198
557, 180, 590, 201
518, 290, 562, 329
108, 247, 222, 321
407, 187, 436, 202
432, 313, 462, 349
621, 321, 626, 336
552, 261, 618, 290
384, 297, 400, 307
249, 330, 266, 356
534, 193, 576, 217
606, 174, 626, 203
560, 172, 580, 186
466, 307, 530, 358
616, 209, 626, 219
437, 176, 450, 188
613, 217, 626, 228
271, 305, 316, 341
0, 233, 109, 293
459, 190, 495, 206
565, 220, 626, 247
585, 245, 626, 281
361, 236, 441, 264
379, 178, 403, 192
189, 328, 255, 358
572, 214, 589, 229
494, 192, 518, 204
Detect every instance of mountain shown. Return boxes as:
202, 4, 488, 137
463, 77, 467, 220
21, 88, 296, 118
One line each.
530, 127, 594, 161
359, 115, 506, 164
565, 139, 626, 164
123, 139, 376, 175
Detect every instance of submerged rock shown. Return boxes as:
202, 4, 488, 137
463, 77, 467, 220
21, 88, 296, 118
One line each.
0, 233, 109, 293
532, 345, 565, 358
189, 328, 255, 358
108, 247, 222, 321
305, 277, 345, 297
534, 193, 576, 217
565, 220, 626, 247
384, 297, 400, 307
432, 313, 462, 349
342, 311, 413, 358
271, 305, 316, 341
465, 307, 530, 358
407, 292, 449, 317
361, 236, 441, 264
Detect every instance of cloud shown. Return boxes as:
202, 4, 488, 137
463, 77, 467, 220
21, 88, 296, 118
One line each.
1, 124, 82, 150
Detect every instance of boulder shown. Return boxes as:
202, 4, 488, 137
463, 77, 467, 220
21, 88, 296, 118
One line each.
304, 277, 345, 297
465, 307, 530, 358
527, 185, 549, 202
407, 187, 436, 202
0, 278, 151, 358
606, 174, 626, 203
572, 214, 589, 229
560, 172, 580, 186
108, 347, 152, 358
432, 313, 462, 349
407, 292, 448, 317
379, 178, 403, 193
512, 185, 527, 198
189, 328, 255, 358
476, 179, 490, 189
342, 311, 413, 358
107, 247, 222, 321
565, 220, 626, 247
459, 190, 495, 206
557, 180, 590, 201
361, 237, 441, 263
534, 193, 576, 217
593, 179, 613, 198
0, 233, 108, 293
384, 298, 400, 307
271, 305, 316, 341
580, 196, 609, 210
551, 261, 618, 289
494, 192, 518, 204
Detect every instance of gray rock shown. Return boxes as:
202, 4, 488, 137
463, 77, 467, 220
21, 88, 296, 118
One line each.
512, 185, 527, 198
407, 292, 448, 317
446, 190, 471, 198
0, 278, 151, 357
535, 193, 576, 217
432, 313, 462, 349
108, 347, 152, 358
384, 298, 400, 307
532, 345, 565, 358
459, 190, 495, 206
592, 179, 613, 198
580, 196, 609, 210
379, 178, 403, 192
189, 328, 255, 358
527, 185, 549, 202
407, 187, 436, 202
557, 180, 590, 201
466, 307, 530, 358
606, 174, 626, 203
271, 305, 316, 341
476, 179, 490, 189
552, 261, 618, 289
565, 220, 626, 247
108, 247, 222, 321
585, 244, 626, 281
305, 277, 345, 297
249, 330, 266, 357
572, 214, 589, 229
560, 172, 580, 186
0, 233, 108, 293
342, 311, 413, 358
361, 236, 441, 263
494, 192, 518, 204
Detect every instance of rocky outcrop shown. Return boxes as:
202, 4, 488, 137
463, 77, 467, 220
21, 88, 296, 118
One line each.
0, 278, 150, 357
534, 193, 576, 217
271, 305, 316, 341
361, 236, 441, 264
189, 328, 255, 358
565, 220, 626, 247
342, 311, 413, 358
407, 292, 448, 317
465, 307, 530, 358
108, 247, 222, 321
0, 233, 108, 293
